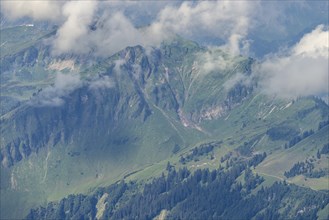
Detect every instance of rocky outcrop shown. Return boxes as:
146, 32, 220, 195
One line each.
1, 39, 255, 167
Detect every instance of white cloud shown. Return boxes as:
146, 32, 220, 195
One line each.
196, 48, 235, 74
1, 1, 258, 56
113, 59, 126, 74
152, 1, 257, 55
292, 25, 328, 57
30, 72, 117, 106
2, 0, 328, 59
224, 73, 251, 91
1, 0, 62, 21
88, 11, 170, 57
91, 1, 255, 73
52, 8, 172, 56
30, 73, 82, 107
89, 76, 114, 90
3, 1, 327, 101
52, 0, 98, 54
256, 25, 329, 98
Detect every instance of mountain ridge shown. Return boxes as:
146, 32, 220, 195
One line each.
1, 25, 328, 219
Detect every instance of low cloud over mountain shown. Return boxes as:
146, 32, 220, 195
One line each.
1, 0, 328, 99
256, 25, 329, 98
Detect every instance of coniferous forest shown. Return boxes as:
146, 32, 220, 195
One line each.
27, 155, 329, 220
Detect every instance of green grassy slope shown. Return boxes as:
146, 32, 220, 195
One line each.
1, 26, 328, 219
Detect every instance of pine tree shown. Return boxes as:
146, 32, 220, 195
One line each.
316, 149, 321, 159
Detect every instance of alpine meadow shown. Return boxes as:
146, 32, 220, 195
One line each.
0, 1, 328, 220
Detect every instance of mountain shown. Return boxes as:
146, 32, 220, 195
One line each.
1, 25, 328, 219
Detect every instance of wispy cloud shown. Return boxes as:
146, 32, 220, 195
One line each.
1, 0, 63, 21
30, 73, 82, 107
52, 0, 98, 54
88, 75, 114, 90
224, 73, 251, 91
150, 1, 257, 55
255, 25, 329, 98
195, 48, 235, 76
1, 1, 258, 56
30, 72, 117, 107
2, 0, 328, 102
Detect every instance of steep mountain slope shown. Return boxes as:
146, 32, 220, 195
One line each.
1, 26, 328, 219
26, 161, 329, 220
